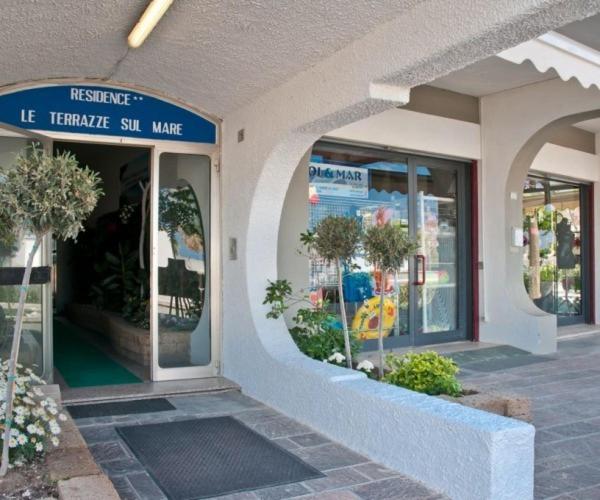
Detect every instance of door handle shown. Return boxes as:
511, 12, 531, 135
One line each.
414, 255, 426, 285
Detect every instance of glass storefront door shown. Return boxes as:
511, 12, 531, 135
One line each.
523, 175, 590, 325
151, 148, 218, 381
0, 126, 53, 378
308, 141, 471, 349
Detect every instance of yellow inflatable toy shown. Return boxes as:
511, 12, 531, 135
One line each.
352, 296, 396, 340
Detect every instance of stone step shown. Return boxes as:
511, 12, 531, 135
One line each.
62, 376, 240, 405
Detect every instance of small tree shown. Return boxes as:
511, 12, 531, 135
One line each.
0, 145, 102, 475
303, 216, 361, 369
363, 223, 417, 378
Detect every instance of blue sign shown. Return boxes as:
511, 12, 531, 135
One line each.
0, 84, 217, 143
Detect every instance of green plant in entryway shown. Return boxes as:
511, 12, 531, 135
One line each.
300, 216, 361, 369
0, 144, 102, 475
363, 222, 417, 379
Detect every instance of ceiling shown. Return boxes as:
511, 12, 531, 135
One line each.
573, 118, 600, 133
430, 56, 557, 97
430, 13, 600, 99
0, 0, 421, 118
557, 13, 600, 51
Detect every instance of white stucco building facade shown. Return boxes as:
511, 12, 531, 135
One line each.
2, 2, 600, 499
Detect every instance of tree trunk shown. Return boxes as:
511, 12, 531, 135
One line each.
377, 269, 386, 379
336, 260, 352, 369
0, 236, 41, 477
529, 215, 541, 300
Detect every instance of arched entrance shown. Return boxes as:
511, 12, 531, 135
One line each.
0, 82, 221, 387
479, 76, 600, 354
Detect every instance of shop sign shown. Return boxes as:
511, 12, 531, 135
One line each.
0, 84, 217, 143
308, 162, 368, 199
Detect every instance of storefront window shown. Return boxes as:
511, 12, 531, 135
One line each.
522, 175, 587, 325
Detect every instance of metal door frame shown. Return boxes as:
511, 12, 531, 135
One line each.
150, 143, 220, 381
314, 140, 472, 350
1, 128, 221, 382
0, 124, 54, 380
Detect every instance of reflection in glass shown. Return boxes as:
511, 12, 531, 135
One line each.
523, 176, 584, 323
309, 144, 410, 340
0, 138, 44, 374
157, 154, 210, 367
415, 166, 458, 334
0, 236, 44, 374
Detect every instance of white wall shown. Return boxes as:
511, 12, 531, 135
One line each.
214, 1, 592, 497
479, 78, 600, 354
328, 107, 481, 160
531, 142, 599, 182
277, 150, 310, 326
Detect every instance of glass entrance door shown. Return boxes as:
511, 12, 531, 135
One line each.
0, 125, 53, 378
412, 158, 467, 345
308, 142, 470, 349
151, 147, 218, 381
523, 175, 590, 325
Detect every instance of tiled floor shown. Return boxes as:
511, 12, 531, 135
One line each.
451, 334, 600, 500
73, 391, 445, 499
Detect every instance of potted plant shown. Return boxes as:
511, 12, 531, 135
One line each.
0, 144, 102, 475
363, 222, 417, 378
300, 216, 361, 369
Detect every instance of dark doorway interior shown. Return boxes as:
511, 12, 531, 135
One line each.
53, 141, 151, 388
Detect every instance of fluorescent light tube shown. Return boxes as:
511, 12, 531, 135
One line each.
128, 0, 174, 49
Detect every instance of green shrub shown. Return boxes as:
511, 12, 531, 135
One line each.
263, 279, 361, 362
290, 318, 361, 362
383, 351, 462, 396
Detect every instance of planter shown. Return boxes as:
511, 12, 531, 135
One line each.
439, 385, 531, 422
66, 303, 191, 367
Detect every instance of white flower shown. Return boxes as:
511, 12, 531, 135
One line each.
58, 413, 67, 422
51, 437, 59, 447
327, 352, 346, 364
50, 424, 61, 435
357, 360, 375, 373
26, 424, 37, 434
8, 437, 17, 448
14, 415, 24, 425
16, 434, 27, 445
48, 407, 58, 415
10, 428, 20, 437
33, 388, 43, 397
35, 442, 43, 452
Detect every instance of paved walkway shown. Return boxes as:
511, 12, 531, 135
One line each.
74, 391, 444, 499
453, 334, 600, 500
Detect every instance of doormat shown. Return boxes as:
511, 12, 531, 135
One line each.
53, 319, 142, 387
116, 417, 324, 499
67, 398, 175, 419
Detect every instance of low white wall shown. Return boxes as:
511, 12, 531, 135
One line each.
327, 107, 481, 160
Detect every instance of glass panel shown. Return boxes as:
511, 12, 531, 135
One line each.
523, 176, 583, 321
415, 164, 458, 334
0, 135, 45, 374
157, 153, 210, 368
308, 143, 410, 341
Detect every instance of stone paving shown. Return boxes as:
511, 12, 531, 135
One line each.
451, 334, 600, 500
73, 390, 445, 500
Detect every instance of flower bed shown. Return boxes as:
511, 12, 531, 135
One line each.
0, 362, 66, 467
